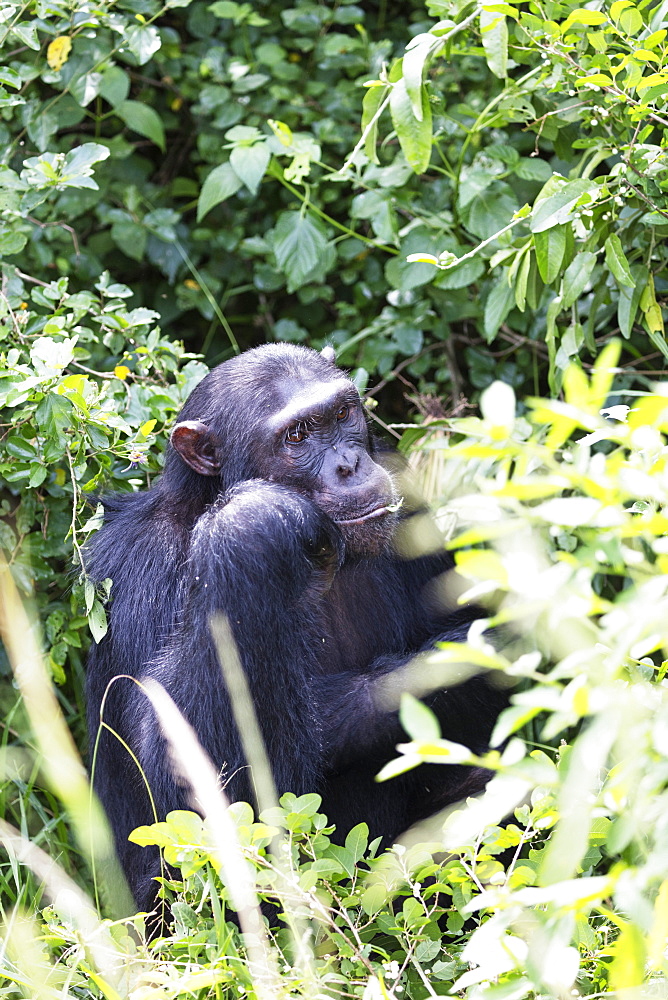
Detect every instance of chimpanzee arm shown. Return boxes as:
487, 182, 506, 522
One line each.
317, 628, 505, 772
133, 480, 343, 816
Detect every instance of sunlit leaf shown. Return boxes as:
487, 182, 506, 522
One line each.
480, 8, 508, 78
390, 78, 432, 174
399, 693, 441, 741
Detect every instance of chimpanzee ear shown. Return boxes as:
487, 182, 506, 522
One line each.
321, 345, 336, 364
171, 420, 222, 476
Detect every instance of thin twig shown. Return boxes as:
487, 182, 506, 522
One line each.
14, 269, 49, 287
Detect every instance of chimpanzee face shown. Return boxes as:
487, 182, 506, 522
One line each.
170, 359, 399, 557
259, 376, 399, 556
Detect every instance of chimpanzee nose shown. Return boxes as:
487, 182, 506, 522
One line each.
336, 449, 359, 478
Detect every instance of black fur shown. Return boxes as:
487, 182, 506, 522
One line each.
86, 344, 504, 912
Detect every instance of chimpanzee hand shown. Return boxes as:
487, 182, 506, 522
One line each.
190, 480, 344, 601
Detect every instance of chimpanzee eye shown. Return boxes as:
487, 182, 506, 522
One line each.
286, 425, 306, 444
335, 405, 349, 421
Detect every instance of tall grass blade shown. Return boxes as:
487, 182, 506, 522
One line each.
142, 678, 282, 1000
0, 554, 133, 917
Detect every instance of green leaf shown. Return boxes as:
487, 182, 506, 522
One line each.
0, 68, 21, 90
433, 255, 484, 290
25, 105, 60, 150
577, 73, 613, 86
513, 248, 531, 311
361, 883, 390, 915
618, 264, 646, 337
458, 166, 497, 209
229, 142, 270, 195
0, 229, 28, 256
63, 142, 110, 177
99, 66, 130, 108
640, 275, 668, 357
197, 163, 242, 222
562, 8, 608, 29
344, 823, 369, 862
361, 85, 387, 165
326, 844, 357, 878
5, 435, 37, 461
530, 179, 596, 233
124, 23, 161, 65
610, 0, 633, 19
69, 71, 102, 108
209, 0, 244, 15
128, 821, 174, 848
88, 599, 108, 642
525, 253, 543, 310
29, 464, 47, 488
561, 250, 596, 308
644, 28, 667, 47
386, 227, 443, 290
389, 78, 432, 174
116, 100, 165, 152
111, 218, 147, 261
484, 278, 515, 342
610, 923, 647, 991
399, 693, 441, 741
392, 322, 423, 354
586, 30, 608, 52
271, 211, 332, 293
12, 21, 40, 50
514, 157, 552, 181
351, 189, 397, 244
480, 8, 508, 79
619, 5, 643, 34
466, 188, 518, 239
534, 225, 567, 284
604, 233, 634, 287
403, 32, 439, 120
546, 295, 562, 394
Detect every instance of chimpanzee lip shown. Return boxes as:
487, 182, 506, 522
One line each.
334, 504, 396, 526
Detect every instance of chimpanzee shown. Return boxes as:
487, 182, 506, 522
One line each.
86, 343, 505, 913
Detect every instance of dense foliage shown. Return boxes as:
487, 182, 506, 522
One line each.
2, 0, 668, 401
2, 0, 668, 996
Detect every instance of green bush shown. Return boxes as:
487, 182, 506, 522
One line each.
1, 0, 667, 398
0, 274, 207, 676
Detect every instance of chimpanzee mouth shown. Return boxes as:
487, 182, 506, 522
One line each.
334, 498, 403, 527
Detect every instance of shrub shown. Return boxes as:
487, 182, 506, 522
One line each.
1, 0, 667, 401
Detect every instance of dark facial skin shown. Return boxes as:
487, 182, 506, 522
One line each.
261, 378, 399, 556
